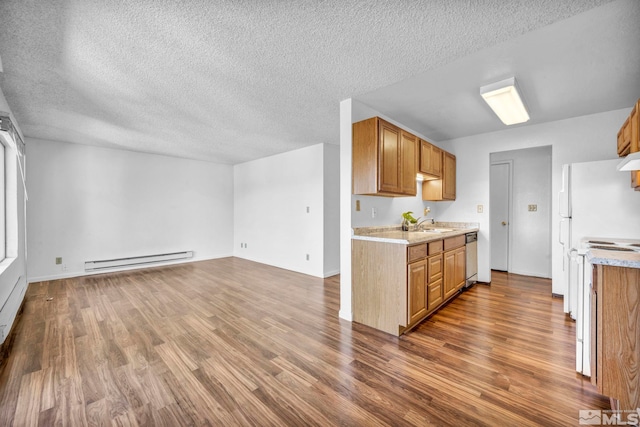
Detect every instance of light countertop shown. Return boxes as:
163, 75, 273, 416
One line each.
352, 222, 479, 245
586, 249, 640, 269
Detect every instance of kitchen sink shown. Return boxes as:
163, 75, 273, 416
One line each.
414, 228, 454, 233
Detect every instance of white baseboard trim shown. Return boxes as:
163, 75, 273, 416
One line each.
27, 253, 233, 284
322, 269, 340, 278
338, 309, 352, 322
507, 269, 552, 279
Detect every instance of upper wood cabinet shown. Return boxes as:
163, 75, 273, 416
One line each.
618, 117, 631, 157
353, 117, 417, 196
419, 139, 442, 179
422, 151, 456, 201
618, 99, 640, 190
443, 152, 456, 200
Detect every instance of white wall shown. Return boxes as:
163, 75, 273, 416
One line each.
26, 139, 234, 282
0, 88, 28, 343
439, 108, 628, 293
234, 143, 339, 278
323, 144, 340, 276
491, 146, 552, 278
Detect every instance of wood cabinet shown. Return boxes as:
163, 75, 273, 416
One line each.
422, 151, 456, 201
443, 152, 456, 200
419, 139, 442, 179
401, 131, 418, 195
443, 236, 466, 300
630, 103, 640, 190
617, 99, 640, 190
618, 117, 631, 157
353, 117, 417, 197
427, 245, 444, 312
352, 233, 468, 336
407, 259, 428, 326
591, 264, 640, 412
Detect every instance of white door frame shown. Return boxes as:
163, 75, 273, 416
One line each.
490, 160, 513, 273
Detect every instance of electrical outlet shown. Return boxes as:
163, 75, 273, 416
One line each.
306, 254, 309, 261
306, 206, 310, 213
55, 257, 62, 265
62, 264, 67, 271
355, 200, 361, 211
424, 207, 431, 215
371, 207, 377, 218
528, 204, 538, 212
477, 205, 483, 213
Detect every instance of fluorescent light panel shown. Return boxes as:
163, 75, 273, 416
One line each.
480, 77, 530, 125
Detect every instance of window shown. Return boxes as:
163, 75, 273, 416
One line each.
0, 115, 23, 265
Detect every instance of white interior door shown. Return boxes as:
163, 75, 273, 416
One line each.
490, 162, 511, 271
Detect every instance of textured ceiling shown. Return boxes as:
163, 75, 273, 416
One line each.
356, 0, 640, 142
0, 0, 623, 164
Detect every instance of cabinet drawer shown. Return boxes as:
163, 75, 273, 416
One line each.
428, 279, 443, 311
427, 240, 443, 255
408, 244, 427, 262
444, 235, 465, 251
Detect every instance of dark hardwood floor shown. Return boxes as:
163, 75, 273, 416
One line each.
0, 258, 609, 426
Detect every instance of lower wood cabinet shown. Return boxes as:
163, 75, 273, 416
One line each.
591, 264, 640, 413
407, 259, 428, 326
427, 254, 443, 312
352, 234, 468, 336
444, 246, 465, 299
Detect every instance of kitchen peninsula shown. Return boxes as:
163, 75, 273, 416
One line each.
352, 222, 479, 336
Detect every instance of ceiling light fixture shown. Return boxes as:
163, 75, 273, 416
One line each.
480, 77, 530, 125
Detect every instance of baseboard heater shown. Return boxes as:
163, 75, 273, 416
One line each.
84, 251, 193, 272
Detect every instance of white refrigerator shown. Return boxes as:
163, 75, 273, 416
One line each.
558, 158, 640, 376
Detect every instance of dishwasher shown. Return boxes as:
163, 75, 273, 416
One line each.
465, 232, 478, 288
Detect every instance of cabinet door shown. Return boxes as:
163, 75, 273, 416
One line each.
408, 259, 428, 325
631, 105, 640, 190
618, 128, 628, 157
443, 152, 456, 200
419, 140, 442, 178
431, 145, 442, 177
427, 254, 443, 311
400, 131, 417, 196
443, 250, 457, 299
454, 246, 466, 291
378, 120, 401, 193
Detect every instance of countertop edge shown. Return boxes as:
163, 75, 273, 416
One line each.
352, 227, 479, 245
586, 249, 640, 269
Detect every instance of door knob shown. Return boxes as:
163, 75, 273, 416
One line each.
501, 221, 507, 226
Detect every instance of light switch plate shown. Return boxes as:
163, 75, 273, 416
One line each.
477, 205, 483, 213
528, 204, 538, 212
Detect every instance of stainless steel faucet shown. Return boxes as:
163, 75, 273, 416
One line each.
416, 217, 435, 229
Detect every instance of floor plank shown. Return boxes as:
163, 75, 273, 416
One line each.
0, 259, 609, 426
